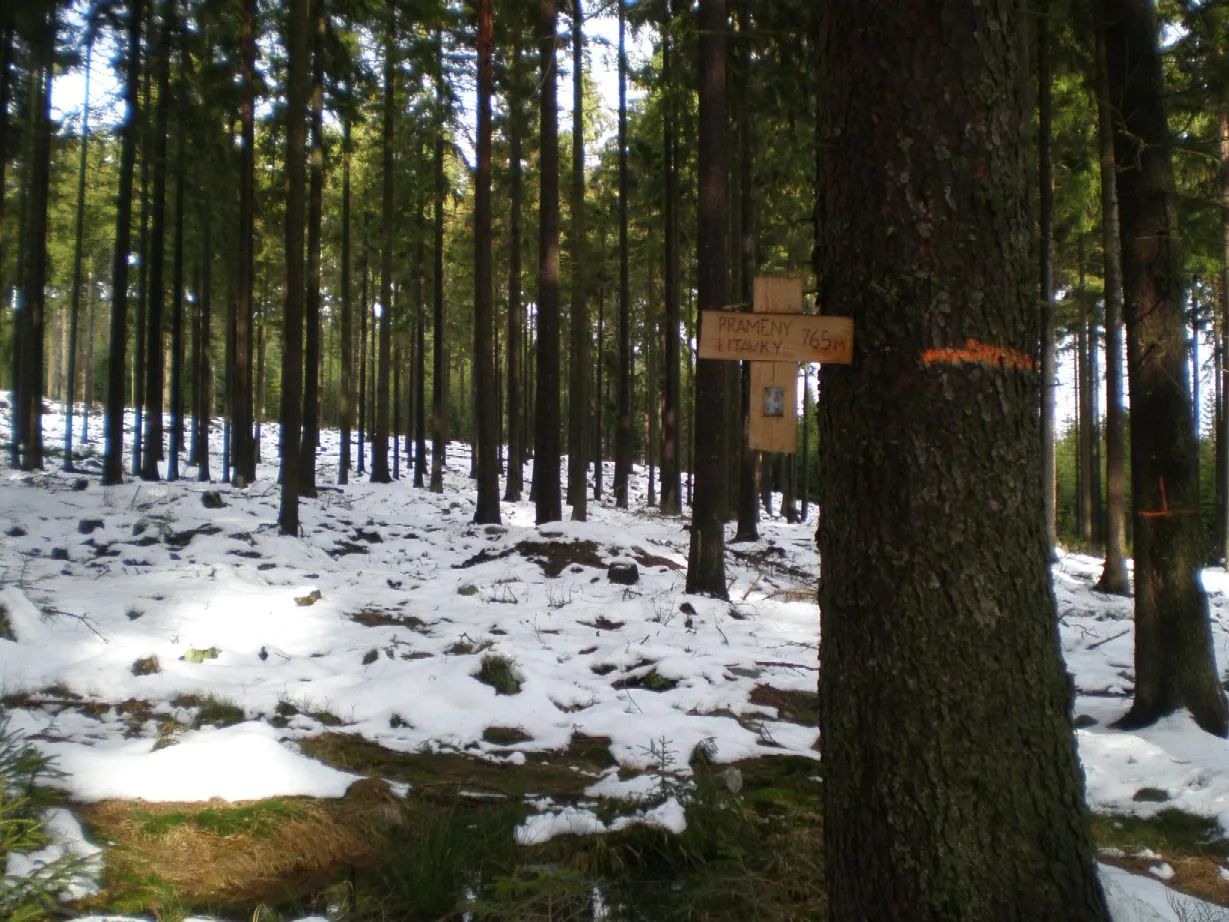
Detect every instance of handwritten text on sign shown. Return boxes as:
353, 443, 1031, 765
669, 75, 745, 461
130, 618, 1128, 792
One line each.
697, 311, 854, 364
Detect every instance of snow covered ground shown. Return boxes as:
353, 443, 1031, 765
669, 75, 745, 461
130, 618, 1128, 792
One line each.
3, 398, 1229, 919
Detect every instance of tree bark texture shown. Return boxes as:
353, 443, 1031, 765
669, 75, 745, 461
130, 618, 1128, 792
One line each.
473, 0, 501, 524
1096, 4, 1130, 593
300, 5, 326, 495
339, 106, 353, 485
168, 94, 186, 482
1103, 0, 1229, 736
568, 0, 588, 521
232, 0, 257, 485
372, 0, 395, 485
504, 37, 525, 501
533, 0, 563, 525
104, 0, 144, 486
1038, 0, 1057, 549
613, 0, 632, 508
815, 3, 1112, 918
278, 0, 309, 535
686, 0, 729, 597
660, 0, 681, 515
65, 37, 93, 472
431, 40, 448, 494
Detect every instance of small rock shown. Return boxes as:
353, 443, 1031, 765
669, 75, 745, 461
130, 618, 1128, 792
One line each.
295, 588, 323, 607
1132, 787, 1170, 803
721, 767, 744, 795
72, 478, 89, 492
77, 518, 105, 535
608, 561, 640, 585
258, 647, 269, 661
202, 491, 225, 509
6, 525, 27, 538
679, 601, 697, 616
1073, 714, 1098, 729
50, 547, 69, 561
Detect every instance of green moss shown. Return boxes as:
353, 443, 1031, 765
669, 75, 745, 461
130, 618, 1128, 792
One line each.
130, 655, 162, 676
133, 800, 310, 839
182, 647, 220, 664
457, 584, 479, 597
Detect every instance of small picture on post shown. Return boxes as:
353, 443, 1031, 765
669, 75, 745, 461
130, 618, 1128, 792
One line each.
764, 386, 785, 418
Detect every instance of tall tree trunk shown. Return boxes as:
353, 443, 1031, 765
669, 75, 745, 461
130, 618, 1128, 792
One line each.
230, 0, 256, 484
613, 0, 632, 508
301, 3, 326, 495
83, 263, 96, 444
1221, 108, 1229, 567
372, 0, 395, 484
1104, 0, 1229, 736
278, 0, 309, 535
338, 103, 352, 485
65, 37, 93, 472
18, 6, 54, 472
660, 0, 682, 515
431, 38, 448, 494
594, 262, 604, 499
358, 252, 368, 474
1096, 4, 1130, 593
414, 183, 427, 488
533, 0, 562, 524
473, 0, 501, 523
140, 0, 173, 481
686, 0, 729, 597
0, 20, 10, 399
195, 201, 212, 481
104, 0, 144, 485
734, 0, 758, 542
132, 8, 154, 477
1038, 0, 1057, 550
568, 0, 588, 520
816, 3, 1113, 916
504, 33, 525, 502
1078, 236, 1094, 546
168, 94, 186, 482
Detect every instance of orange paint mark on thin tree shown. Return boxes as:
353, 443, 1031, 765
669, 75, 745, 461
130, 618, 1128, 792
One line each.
922, 339, 1036, 370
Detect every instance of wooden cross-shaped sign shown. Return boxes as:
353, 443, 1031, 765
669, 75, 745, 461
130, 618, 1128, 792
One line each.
697, 277, 854, 453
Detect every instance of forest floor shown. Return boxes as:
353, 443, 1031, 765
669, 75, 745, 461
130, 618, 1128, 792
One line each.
1, 398, 1228, 921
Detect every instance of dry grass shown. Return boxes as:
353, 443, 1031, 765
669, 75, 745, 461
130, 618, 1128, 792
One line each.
77, 779, 396, 915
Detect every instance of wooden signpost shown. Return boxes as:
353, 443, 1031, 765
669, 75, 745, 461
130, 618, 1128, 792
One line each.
697, 277, 854, 453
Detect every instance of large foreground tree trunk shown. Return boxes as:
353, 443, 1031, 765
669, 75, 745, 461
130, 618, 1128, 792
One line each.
815, 3, 1112, 918
1104, 0, 1229, 736
685, 0, 728, 597
371, 0, 395, 485
300, 3, 326, 496
504, 31, 525, 502
567, 0, 588, 521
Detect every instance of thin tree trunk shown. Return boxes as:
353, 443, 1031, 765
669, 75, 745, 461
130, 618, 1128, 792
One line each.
1078, 236, 1094, 546
660, 0, 681, 515
104, 0, 144, 485
613, 0, 632, 507
18, 7, 54, 471
132, 7, 154, 477
339, 103, 353, 485
431, 37, 448, 494
83, 263, 96, 444
568, 0, 588, 520
278, 0, 309, 535
504, 33, 525, 501
1104, 0, 1229, 736
65, 37, 93, 472
414, 183, 427, 488
533, 0, 562, 524
300, 4, 325, 495
196, 202, 212, 480
1096, 4, 1130, 593
230, 0, 257, 484
168, 89, 186, 482
473, 0, 500, 523
372, 0, 395, 484
140, 0, 174, 481
734, 0, 758, 541
686, 0, 729, 597
358, 252, 368, 475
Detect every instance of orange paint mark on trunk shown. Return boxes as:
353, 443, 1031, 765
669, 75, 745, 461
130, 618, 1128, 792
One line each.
922, 339, 1035, 370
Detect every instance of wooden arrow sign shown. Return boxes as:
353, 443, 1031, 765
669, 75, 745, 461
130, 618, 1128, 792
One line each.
698, 311, 854, 364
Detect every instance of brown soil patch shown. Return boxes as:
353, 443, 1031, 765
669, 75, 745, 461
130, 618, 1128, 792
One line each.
301, 731, 615, 799
348, 608, 427, 631
515, 539, 604, 577
630, 546, 685, 571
